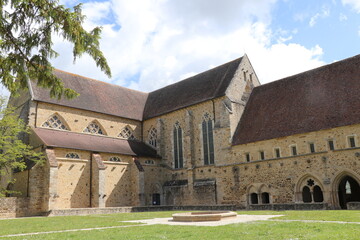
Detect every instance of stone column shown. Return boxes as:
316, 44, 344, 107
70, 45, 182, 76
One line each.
91, 153, 106, 208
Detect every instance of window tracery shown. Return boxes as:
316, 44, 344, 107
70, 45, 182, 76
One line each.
42, 114, 68, 130
118, 126, 135, 140
83, 121, 104, 135
65, 153, 80, 159
109, 156, 121, 162
148, 127, 157, 148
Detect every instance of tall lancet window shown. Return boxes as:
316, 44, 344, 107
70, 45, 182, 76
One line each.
173, 122, 183, 169
202, 113, 214, 165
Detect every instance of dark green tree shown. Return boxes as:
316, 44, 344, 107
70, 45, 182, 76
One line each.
0, 0, 111, 99
0, 95, 44, 197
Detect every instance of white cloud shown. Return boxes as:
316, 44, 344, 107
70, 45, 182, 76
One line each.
339, 13, 348, 21
50, 0, 325, 93
342, 0, 360, 13
309, 6, 330, 27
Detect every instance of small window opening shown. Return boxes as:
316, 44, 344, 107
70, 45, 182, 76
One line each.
109, 156, 121, 162
246, 153, 250, 162
346, 180, 352, 194
274, 148, 281, 158
291, 145, 297, 156
328, 140, 335, 150
65, 153, 80, 159
349, 136, 356, 148
259, 151, 265, 160
309, 143, 315, 153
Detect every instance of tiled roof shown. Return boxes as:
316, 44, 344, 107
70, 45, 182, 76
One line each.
143, 57, 243, 119
30, 69, 148, 121
32, 128, 159, 158
232, 54, 360, 145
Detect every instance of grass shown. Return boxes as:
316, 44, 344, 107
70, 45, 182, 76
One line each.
0, 210, 360, 239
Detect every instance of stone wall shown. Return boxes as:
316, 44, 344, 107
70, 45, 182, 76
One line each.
0, 197, 30, 218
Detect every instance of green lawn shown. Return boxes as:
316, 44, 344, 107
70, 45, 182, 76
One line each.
1, 210, 359, 239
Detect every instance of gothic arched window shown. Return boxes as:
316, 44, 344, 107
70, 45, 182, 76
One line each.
148, 127, 157, 148
42, 114, 68, 130
83, 121, 105, 135
173, 122, 183, 169
118, 126, 135, 140
202, 113, 214, 165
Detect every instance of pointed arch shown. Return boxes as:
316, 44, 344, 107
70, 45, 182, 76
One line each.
333, 170, 360, 209
83, 120, 106, 135
41, 113, 70, 130
118, 125, 135, 140
295, 174, 324, 203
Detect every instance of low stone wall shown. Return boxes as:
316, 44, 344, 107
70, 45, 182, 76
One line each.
248, 203, 329, 211
48, 205, 237, 216
0, 197, 30, 218
347, 202, 360, 210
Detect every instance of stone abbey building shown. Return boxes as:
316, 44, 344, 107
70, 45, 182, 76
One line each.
3, 54, 360, 215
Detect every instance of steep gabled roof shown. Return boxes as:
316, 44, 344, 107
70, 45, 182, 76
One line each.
30, 69, 148, 121
32, 128, 159, 158
143, 57, 243, 119
232, 54, 360, 145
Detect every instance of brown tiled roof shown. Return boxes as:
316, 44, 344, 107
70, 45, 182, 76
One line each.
232, 54, 360, 145
143, 57, 243, 119
32, 128, 159, 158
30, 69, 148, 121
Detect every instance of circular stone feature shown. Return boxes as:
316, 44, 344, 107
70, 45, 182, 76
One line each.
172, 211, 237, 222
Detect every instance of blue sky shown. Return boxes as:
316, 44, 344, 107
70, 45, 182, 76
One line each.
2, 0, 360, 96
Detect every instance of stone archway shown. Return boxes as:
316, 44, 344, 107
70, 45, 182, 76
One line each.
338, 176, 360, 209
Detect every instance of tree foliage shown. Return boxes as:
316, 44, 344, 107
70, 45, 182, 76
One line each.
0, 95, 44, 197
0, 0, 111, 99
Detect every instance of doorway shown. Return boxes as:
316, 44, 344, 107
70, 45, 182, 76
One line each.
152, 193, 160, 205
338, 176, 360, 209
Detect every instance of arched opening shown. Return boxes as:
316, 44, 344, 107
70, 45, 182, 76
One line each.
302, 186, 312, 203
313, 185, 324, 202
261, 192, 270, 204
250, 193, 258, 204
338, 176, 360, 209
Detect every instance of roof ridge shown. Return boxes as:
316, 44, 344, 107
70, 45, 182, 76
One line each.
148, 57, 244, 94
